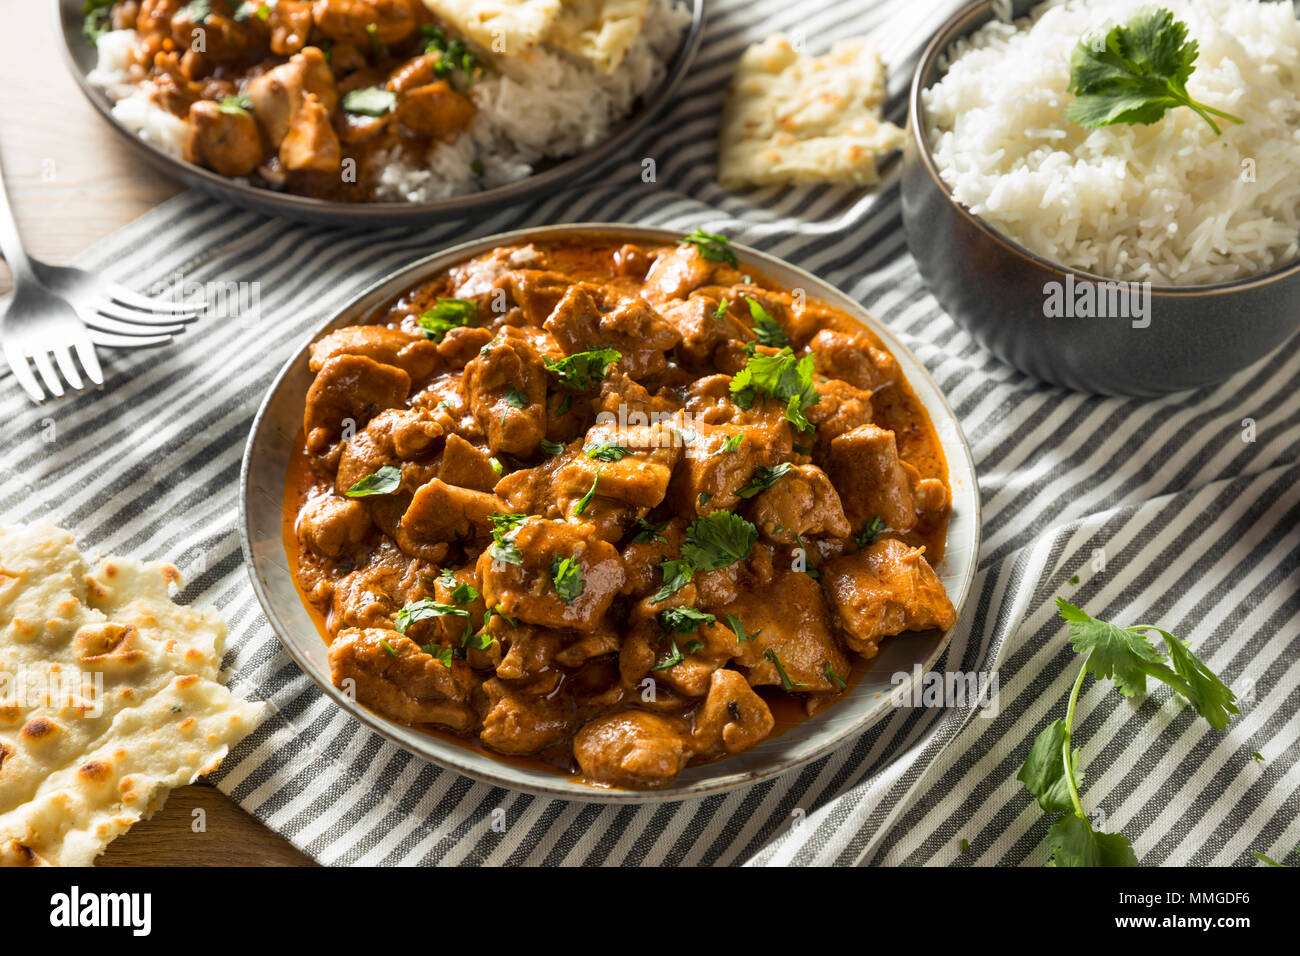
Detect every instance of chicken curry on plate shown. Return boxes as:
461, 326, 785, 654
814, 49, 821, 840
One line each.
287, 230, 957, 788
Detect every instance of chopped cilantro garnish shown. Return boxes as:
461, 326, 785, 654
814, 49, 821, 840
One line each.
659, 606, 716, 634
855, 516, 885, 549
583, 441, 628, 462
394, 599, 468, 634
545, 348, 621, 390
682, 512, 756, 571
824, 661, 847, 691
572, 468, 601, 516
342, 86, 397, 117
649, 559, 694, 604
722, 613, 758, 643
539, 438, 565, 455
651, 641, 685, 671
737, 463, 792, 499
345, 465, 401, 497
631, 518, 669, 544
503, 388, 530, 409
680, 227, 738, 267
729, 347, 819, 433
765, 648, 804, 690
551, 555, 585, 605
418, 298, 477, 342
745, 297, 789, 348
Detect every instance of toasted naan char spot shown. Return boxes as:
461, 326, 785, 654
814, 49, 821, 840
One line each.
717, 34, 906, 189
0, 521, 265, 867
421, 0, 562, 55
545, 0, 650, 73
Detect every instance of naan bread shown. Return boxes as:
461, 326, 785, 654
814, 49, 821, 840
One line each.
421, 0, 562, 55
718, 34, 906, 189
0, 522, 266, 866
546, 0, 650, 73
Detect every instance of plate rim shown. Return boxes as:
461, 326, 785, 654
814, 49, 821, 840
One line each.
239, 223, 984, 804
53, 0, 708, 225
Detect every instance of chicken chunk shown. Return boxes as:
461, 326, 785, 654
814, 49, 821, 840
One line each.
438, 433, 500, 492
393, 81, 476, 139
751, 464, 852, 544
402, 479, 506, 542
478, 518, 625, 631
820, 538, 957, 658
551, 420, 683, 510
825, 424, 917, 532
184, 99, 263, 176
573, 711, 694, 788
643, 245, 717, 301
328, 628, 476, 729
309, 325, 442, 381
464, 329, 548, 456
692, 668, 775, 757
312, 0, 418, 45
280, 91, 341, 172
296, 494, 371, 557
809, 329, 898, 392
245, 46, 338, 148
724, 568, 851, 694
480, 677, 572, 755
544, 285, 681, 380
268, 0, 314, 54
304, 354, 410, 453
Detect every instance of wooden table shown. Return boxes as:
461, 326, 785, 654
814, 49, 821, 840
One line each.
1, 4, 313, 867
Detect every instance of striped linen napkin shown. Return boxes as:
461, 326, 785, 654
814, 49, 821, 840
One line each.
3, 0, 1296, 866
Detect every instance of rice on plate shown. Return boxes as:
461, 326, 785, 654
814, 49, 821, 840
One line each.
87, 0, 691, 203
923, 0, 1300, 286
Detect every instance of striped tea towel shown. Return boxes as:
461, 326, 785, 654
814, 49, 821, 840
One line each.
2, 0, 1296, 866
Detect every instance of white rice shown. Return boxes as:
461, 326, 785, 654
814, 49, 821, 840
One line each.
87, 0, 691, 201
923, 0, 1300, 285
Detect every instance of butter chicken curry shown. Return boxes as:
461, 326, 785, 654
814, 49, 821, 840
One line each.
289, 230, 957, 788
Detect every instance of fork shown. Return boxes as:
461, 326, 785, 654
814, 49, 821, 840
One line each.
0, 159, 193, 403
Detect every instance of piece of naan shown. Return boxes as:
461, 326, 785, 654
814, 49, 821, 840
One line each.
0, 522, 266, 866
421, 0, 563, 55
545, 0, 650, 73
718, 34, 906, 189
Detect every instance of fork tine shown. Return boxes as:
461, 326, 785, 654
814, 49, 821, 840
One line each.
31, 351, 64, 398
88, 329, 174, 349
83, 311, 187, 336
107, 281, 205, 314
96, 299, 200, 324
53, 347, 83, 391
4, 342, 44, 403
74, 336, 104, 387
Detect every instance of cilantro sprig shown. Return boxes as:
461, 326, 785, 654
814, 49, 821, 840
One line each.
680, 228, 738, 267
545, 348, 621, 391
345, 465, 401, 497
1017, 598, 1238, 867
730, 347, 819, 433
418, 298, 477, 342
550, 555, 585, 605
1066, 7, 1244, 136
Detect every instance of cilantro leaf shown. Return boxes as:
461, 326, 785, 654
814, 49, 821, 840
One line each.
583, 441, 628, 462
418, 298, 477, 342
1065, 7, 1243, 136
503, 387, 530, 409
722, 613, 759, 643
1044, 814, 1138, 868
345, 465, 401, 497
745, 297, 789, 347
651, 641, 685, 672
659, 606, 716, 634
1016, 719, 1083, 814
679, 227, 738, 267
1149, 626, 1239, 730
488, 513, 526, 565
1056, 597, 1170, 698
650, 559, 694, 604
550, 555, 585, 605
681, 512, 756, 571
729, 347, 818, 433
539, 438, 565, 455
737, 463, 793, 499
855, 516, 885, 549
631, 518, 669, 544
823, 661, 847, 691
764, 648, 804, 690
545, 348, 621, 390
394, 599, 469, 634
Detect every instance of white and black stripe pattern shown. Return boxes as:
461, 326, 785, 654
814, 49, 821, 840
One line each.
2, 0, 1296, 866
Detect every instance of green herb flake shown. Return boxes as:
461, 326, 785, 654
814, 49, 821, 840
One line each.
345, 465, 401, 497
417, 297, 477, 342
631, 518, 669, 544
745, 297, 789, 348
503, 388, 530, 409
679, 227, 739, 267
729, 347, 819, 433
572, 468, 601, 517
722, 613, 758, 643
583, 441, 628, 462
218, 94, 253, 116
649, 559, 694, 604
545, 348, 622, 391
765, 648, 804, 691
550, 555, 585, 605
393, 599, 469, 634
651, 641, 685, 672
855, 516, 885, 549
824, 661, 847, 691
658, 606, 716, 634
681, 512, 756, 571
737, 463, 793, 499
539, 438, 565, 455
